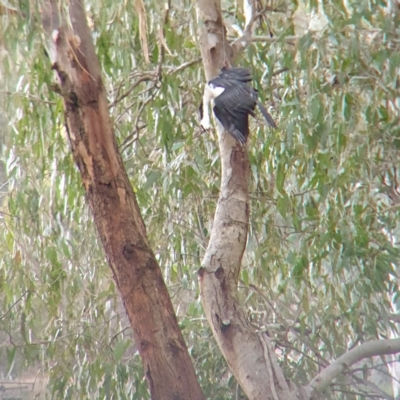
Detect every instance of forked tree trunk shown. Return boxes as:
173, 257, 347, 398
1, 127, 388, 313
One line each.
41, 0, 400, 399
41, 1, 205, 399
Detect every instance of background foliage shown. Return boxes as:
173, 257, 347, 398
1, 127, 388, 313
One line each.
0, 0, 399, 398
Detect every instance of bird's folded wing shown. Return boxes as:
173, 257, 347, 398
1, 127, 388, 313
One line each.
214, 85, 256, 117
213, 86, 254, 144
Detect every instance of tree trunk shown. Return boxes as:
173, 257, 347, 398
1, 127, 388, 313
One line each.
41, 1, 400, 398
41, 1, 205, 399
196, 1, 293, 399
196, 2, 400, 399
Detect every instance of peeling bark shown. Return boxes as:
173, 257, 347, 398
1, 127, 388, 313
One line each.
42, 1, 204, 399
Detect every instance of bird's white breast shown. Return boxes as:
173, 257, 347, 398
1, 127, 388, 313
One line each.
207, 83, 225, 98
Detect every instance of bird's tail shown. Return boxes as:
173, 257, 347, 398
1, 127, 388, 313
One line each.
230, 128, 247, 144
256, 99, 277, 128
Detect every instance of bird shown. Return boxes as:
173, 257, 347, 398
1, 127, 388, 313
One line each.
199, 67, 277, 144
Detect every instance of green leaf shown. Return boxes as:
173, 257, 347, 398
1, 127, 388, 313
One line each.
113, 340, 129, 362
275, 161, 286, 195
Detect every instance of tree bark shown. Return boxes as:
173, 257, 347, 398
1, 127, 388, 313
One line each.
196, 2, 400, 399
42, 1, 205, 399
196, 1, 292, 399
41, 0, 400, 398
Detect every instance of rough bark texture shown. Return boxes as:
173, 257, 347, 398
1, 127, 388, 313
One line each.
196, 1, 293, 399
42, 1, 205, 399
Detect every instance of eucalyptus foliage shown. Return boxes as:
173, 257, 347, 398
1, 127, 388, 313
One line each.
1, 0, 399, 398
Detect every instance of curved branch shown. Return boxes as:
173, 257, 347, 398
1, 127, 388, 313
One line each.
196, 1, 293, 399
305, 338, 400, 395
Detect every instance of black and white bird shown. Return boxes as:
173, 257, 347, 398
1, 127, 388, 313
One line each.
199, 67, 277, 144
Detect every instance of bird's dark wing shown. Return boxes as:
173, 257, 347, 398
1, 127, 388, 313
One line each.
210, 68, 252, 89
219, 67, 252, 83
215, 84, 256, 116
213, 106, 249, 144
208, 67, 277, 143
213, 85, 256, 144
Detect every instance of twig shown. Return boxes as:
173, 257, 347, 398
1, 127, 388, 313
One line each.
3, 91, 57, 105
272, 67, 289, 77
252, 35, 298, 45
351, 373, 394, 400
330, 384, 385, 399
166, 58, 202, 75
120, 124, 147, 151
109, 73, 155, 109
248, 283, 330, 368
0, 291, 29, 320
389, 313, 400, 323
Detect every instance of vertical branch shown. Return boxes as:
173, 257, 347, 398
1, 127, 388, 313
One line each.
196, 1, 292, 399
244, 0, 254, 31
196, 0, 233, 80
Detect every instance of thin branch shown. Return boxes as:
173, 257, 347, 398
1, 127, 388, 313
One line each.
232, 6, 266, 52
166, 58, 202, 75
243, 0, 254, 32
232, 31, 298, 56
272, 67, 289, 77
0, 333, 102, 348
109, 73, 155, 109
248, 283, 330, 368
330, 385, 387, 399
252, 35, 298, 45
350, 373, 394, 400
230, 0, 289, 56
120, 123, 147, 151
305, 338, 400, 395
352, 358, 400, 384
0, 211, 21, 220
389, 313, 400, 323
0, 291, 29, 320
110, 325, 132, 343
3, 91, 57, 105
